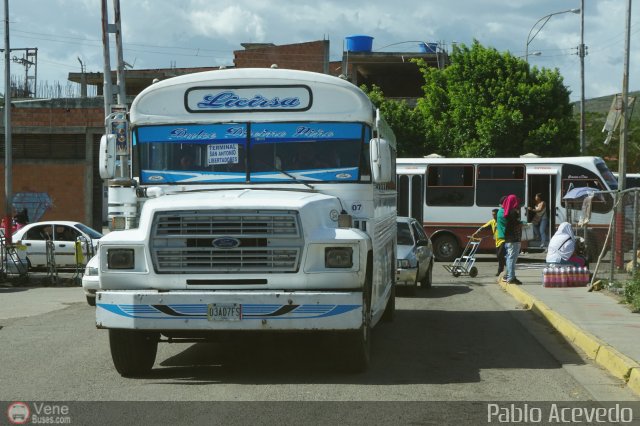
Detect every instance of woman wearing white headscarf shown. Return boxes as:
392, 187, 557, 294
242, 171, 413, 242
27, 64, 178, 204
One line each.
546, 222, 584, 266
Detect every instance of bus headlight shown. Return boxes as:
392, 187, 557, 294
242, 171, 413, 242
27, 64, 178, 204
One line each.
107, 248, 135, 269
325, 247, 353, 268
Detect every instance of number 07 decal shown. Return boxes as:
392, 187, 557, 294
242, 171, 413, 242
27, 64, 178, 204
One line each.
351, 203, 362, 211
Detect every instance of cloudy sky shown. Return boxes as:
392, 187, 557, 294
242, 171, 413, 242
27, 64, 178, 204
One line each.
2, 0, 638, 102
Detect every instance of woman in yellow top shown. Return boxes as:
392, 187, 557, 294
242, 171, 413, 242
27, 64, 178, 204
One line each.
473, 208, 505, 276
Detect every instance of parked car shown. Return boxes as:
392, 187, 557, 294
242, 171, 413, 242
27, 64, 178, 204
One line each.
396, 216, 434, 293
12, 221, 102, 269
82, 255, 99, 306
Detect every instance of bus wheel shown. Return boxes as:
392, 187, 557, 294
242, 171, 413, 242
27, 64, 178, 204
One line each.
341, 258, 372, 373
109, 330, 159, 377
433, 235, 459, 263
382, 283, 395, 322
342, 322, 371, 373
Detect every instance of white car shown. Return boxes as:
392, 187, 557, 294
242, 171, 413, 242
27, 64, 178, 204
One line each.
82, 255, 100, 306
396, 216, 434, 293
12, 221, 103, 269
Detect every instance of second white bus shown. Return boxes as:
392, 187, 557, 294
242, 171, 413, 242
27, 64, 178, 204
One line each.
397, 156, 617, 262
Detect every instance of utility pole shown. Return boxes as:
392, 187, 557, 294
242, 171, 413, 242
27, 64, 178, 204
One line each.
579, 0, 586, 154
3, 0, 12, 244
101, 0, 128, 178
100, 0, 113, 118
113, 0, 126, 105
615, 0, 632, 271
618, 0, 631, 192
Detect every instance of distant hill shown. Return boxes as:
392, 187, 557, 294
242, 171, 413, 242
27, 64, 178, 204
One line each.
573, 90, 640, 115
574, 90, 640, 171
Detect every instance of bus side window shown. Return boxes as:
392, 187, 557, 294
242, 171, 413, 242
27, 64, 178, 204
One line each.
425, 165, 474, 206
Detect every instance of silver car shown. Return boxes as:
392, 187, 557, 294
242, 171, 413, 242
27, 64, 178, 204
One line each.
396, 216, 434, 293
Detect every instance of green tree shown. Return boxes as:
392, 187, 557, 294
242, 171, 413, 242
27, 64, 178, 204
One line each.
361, 84, 432, 157
415, 40, 578, 157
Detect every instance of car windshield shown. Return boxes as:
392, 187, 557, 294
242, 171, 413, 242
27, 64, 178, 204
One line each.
135, 122, 369, 184
397, 222, 414, 245
74, 223, 103, 239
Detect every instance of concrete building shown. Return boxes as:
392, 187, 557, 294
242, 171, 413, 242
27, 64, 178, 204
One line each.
0, 38, 446, 230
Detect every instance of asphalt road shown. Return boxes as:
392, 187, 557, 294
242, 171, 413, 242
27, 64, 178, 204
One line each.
1, 257, 638, 424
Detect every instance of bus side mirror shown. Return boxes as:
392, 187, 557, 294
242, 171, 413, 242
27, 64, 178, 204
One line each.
370, 138, 391, 183
99, 134, 116, 179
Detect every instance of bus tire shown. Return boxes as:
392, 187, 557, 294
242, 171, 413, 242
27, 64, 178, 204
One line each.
382, 283, 395, 322
86, 295, 96, 307
433, 234, 460, 263
109, 329, 159, 377
342, 256, 372, 373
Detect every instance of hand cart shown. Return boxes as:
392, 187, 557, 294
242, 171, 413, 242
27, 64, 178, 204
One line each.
443, 236, 482, 278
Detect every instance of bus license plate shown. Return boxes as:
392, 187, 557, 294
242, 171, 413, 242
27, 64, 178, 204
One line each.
207, 303, 242, 321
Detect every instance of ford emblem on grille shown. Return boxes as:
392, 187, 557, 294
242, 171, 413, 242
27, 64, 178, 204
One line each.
212, 237, 241, 249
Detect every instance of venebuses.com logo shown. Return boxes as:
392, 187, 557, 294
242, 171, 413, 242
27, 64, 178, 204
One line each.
6, 401, 72, 424
7, 401, 30, 425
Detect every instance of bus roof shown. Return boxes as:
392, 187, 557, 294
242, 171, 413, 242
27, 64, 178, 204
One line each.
397, 156, 605, 166
130, 68, 375, 125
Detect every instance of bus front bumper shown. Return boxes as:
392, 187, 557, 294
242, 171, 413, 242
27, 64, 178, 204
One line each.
96, 290, 364, 331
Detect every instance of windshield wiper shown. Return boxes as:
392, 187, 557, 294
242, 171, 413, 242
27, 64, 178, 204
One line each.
251, 157, 315, 190
273, 167, 315, 190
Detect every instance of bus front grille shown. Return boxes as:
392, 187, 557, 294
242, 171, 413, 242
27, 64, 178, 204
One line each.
151, 210, 302, 274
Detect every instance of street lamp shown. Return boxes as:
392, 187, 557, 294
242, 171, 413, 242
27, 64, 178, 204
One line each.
519, 51, 541, 59
525, 8, 580, 63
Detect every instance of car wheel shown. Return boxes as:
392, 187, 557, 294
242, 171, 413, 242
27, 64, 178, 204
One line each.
433, 234, 460, 263
109, 330, 159, 377
86, 295, 96, 307
421, 259, 433, 290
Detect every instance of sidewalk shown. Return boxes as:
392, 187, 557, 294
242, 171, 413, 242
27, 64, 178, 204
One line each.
500, 256, 640, 398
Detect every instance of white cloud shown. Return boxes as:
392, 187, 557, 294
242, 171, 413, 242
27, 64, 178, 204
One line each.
188, 7, 266, 41
3, 0, 638, 102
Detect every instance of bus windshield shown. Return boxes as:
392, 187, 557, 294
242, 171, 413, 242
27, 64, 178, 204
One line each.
596, 159, 618, 190
136, 122, 368, 184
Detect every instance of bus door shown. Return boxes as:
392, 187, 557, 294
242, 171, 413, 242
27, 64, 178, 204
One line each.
526, 166, 559, 242
396, 166, 426, 222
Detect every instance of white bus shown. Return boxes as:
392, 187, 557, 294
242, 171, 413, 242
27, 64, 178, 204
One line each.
614, 172, 640, 189
95, 68, 397, 375
396, 156, 617, 262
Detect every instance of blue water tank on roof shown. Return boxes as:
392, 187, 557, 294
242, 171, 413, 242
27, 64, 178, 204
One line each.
345, 35, 374, 52
419, 42, 438, 53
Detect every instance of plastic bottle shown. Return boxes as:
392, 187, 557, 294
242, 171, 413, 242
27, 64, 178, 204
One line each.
543, 267, 549, 287
581, 266, 589, 285
569, 266, 576, 287
549, 266, 557, 287
560, 267, 567, 287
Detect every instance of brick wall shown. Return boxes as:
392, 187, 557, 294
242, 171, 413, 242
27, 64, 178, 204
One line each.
10, 106, 104, 127
234, 40, 329, 72
0, 163, 86, 223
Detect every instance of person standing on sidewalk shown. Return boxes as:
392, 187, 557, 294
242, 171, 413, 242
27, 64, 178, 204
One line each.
498, 194, 523, 285
473, 208, 505, 276
527, 193, 548, 249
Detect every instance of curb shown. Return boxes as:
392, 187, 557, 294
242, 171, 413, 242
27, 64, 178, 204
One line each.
498, 279, 640, 398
